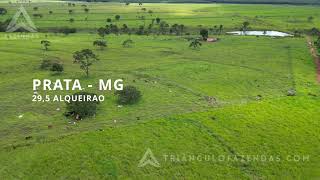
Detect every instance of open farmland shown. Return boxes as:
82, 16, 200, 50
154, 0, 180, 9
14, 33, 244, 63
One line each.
0, 1, 319, 179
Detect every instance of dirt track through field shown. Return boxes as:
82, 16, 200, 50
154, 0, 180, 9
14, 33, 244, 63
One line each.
307, 36, 320, 83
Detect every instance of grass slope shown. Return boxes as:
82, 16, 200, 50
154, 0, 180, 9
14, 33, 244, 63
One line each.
0, 3, 319, 31
0, 34, 318, 148
0, 96, 319, 179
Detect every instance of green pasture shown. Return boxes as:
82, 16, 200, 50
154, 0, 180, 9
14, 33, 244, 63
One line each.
0, 96, 319, 179
0, 1, 319, 179
0, 3, 320, 31
0, 33, 318, 147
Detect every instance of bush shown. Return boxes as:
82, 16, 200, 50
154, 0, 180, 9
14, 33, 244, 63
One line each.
0, 18, 11, 32
50, 62, 64, 73
40, 57, 61, 70
115, 86, 141, 105
0, 8, 7, 15
65, 92, 100, 119
54, 27, 77, 35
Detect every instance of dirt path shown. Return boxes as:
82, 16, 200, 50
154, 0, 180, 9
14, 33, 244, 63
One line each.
307, 36, 320, 83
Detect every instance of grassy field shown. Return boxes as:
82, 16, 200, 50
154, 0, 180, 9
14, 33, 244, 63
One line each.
0, 3, 320, 32
0, 1, 319, 179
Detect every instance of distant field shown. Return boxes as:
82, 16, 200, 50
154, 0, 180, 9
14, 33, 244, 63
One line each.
0, 1, 319, 179
0, 3, 320, 32
65, 0, 320, 5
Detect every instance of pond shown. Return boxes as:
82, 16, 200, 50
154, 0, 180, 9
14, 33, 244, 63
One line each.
227, 31, 293, 37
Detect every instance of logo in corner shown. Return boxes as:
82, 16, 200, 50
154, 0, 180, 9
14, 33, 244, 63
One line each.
138, 148, 160, 168
6, 5, 37, 32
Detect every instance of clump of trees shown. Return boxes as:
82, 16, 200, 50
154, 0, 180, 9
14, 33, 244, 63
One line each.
50, 62, 64, 74
54, 27, 77, 35
93, 40, 107, 50
200, 29, 208, 40
0, 19, 11, 32
33, 13, 43, 18
65, 92, 100, 119
315, 36, 320, 53
40, 56, 64, 74
0, 8, 7, 15
73, 49, 99, 77
115, 86, 142, 105
97, 27, 108, 38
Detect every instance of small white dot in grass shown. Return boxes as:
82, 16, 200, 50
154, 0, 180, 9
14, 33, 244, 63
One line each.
113, 120, 117, 123
117, 105, 123, 108
18, 114, 24, 118
56, 108, 60, 111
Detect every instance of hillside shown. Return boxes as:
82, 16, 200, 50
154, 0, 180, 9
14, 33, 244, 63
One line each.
64, 0, 320, 5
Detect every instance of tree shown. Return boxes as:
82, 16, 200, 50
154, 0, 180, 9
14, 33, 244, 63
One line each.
200, 29, 209, 40
308, 16, 314, 22
122, 39, 134, 48
41, 40, 51, 51
121, 24, 129, 33
69, 18, 74, 23
159, 21, 169, 34
50, 62, 64, 73
218, 24, 223, 34
189, 38, 202, 49
107, 18, 112, 23
0, 8, 7, 15
33, 13, 43, 18
315, 36, 320, 52
73, 49, 99, 77
49, 10, 53, 14
97, 27, 107, 38
115, 15, 121, 21
65, 92, 100, 119
68, 9, 73, 14
93, 40, 107, 50
242, 21, 250, 33
155, 17, 161, 24
115, 86, 141, 105
309, 27, 320, 36
33, 7, 38, 11
84, 8, 89, 13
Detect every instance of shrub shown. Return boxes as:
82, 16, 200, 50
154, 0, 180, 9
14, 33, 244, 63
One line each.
200, 29, 209, 40
50, 62, 64, 73
0, 18, 11, 32
40, 57, 61, 70
115, 86, 141, 105
0, 8, 7, 15
65, 92, 100, 119
58, 27, 77, 35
